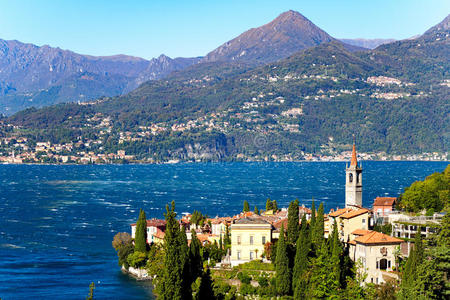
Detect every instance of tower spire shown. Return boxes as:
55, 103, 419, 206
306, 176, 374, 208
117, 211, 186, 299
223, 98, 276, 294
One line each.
350, 143, 357, 167
350, 135, 357, 167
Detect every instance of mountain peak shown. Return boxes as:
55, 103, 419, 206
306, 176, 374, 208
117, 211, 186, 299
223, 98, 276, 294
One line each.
273, 10, 308, 22
204, 10, 334, 64
424, 14, 450, 35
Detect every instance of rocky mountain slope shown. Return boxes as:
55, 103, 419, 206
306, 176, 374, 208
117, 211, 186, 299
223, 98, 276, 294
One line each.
0, 39, 200, 114
203, 10, 336, 64
338, 38, 396, 49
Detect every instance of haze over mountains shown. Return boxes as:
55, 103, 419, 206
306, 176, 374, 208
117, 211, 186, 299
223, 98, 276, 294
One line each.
0, 10, 411, 115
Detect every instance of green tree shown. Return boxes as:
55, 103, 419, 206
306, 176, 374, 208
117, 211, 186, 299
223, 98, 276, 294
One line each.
314, 202, 325, 245
275, 224, 291, 295
195, 268, 216, 300
243, 200, 250, 212
179, 227, 192, 300
134, 209, 148, 253
266, 198, 273, 211
287, 199, 300, 244
112, 232, 132, 251
272, 200, 278, 212
292, 214, 309, 291
127, 251, 147, 268
254, 205, 260, 215
306, 241, 340, 299
223, 225, 231, 250
86, 282, 95, 300
159, 201, 183, 300
310, 199, 316, 241
189, 230, 203, 281
399, 228, 424, 299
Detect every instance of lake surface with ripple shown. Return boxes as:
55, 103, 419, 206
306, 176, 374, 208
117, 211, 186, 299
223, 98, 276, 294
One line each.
0, 161, 447, 299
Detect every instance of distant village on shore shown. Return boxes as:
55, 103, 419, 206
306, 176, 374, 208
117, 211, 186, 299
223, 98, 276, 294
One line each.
0, 135, 447, 164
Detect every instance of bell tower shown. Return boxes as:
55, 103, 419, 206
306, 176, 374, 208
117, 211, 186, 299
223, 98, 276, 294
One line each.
345, 143, 362, 208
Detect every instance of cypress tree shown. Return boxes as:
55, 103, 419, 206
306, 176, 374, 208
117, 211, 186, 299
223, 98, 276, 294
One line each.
266, 198, 273, 211
292, 220, 309, 291
400, 228, 424, 299
254, 205, 259, 215
314, 202, 325, 244
223, 225, 231, 249
243, 200, 250, 212
287, 199, 300, 244
179, 226, 192, 299
160, 201, 183, 300
272, 200, 278, 212
134, 209, 147, 253
307, 241, 339, 298
189, 229, 203, 281
275, 224, 291, 295
330, 221, 342, 286
195, 268, 216, 300
310, 199, 316, 236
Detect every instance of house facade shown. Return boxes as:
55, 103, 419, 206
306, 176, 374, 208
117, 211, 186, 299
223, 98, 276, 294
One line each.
349, 230, 402, 284
230, 217, 272, 262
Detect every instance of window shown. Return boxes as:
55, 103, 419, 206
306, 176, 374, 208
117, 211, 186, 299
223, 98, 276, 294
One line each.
237, 235, 241, 245
250, 251, 253, 260
388, 260, 391, 268
262, 236, 266, 245
376, 261, 379, 269
250, 236, 254, 245
356, 172, 359, 183
237, 251, 241, 260
349, 173, 353, 183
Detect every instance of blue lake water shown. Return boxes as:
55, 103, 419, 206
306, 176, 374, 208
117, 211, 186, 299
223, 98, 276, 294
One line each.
0, 161, 447, 299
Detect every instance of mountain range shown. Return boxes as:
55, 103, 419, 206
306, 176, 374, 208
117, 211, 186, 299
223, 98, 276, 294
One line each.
2, 11, 449, 160
1, 10, 402, 115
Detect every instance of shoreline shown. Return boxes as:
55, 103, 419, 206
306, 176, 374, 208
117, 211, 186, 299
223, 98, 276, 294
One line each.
0, 159, 448, 166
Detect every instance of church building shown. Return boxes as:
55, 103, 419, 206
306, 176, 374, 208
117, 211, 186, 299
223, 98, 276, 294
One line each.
345, 143, 363, 208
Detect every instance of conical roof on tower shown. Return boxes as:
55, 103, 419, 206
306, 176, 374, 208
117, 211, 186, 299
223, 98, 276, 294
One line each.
350, 144, 358, 167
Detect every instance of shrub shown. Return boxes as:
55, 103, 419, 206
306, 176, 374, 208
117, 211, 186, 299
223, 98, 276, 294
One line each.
237, 271, 251, 284
127, 251, 147, 268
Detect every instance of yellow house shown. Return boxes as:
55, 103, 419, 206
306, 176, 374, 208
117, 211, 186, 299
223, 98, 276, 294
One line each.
230, 217, 272, 262
339, 208, 370, 242
326, 208, 370, 242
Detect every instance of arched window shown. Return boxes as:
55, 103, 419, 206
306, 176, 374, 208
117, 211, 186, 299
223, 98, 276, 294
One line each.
356, 172, 359, 183
349, 173, 353, 183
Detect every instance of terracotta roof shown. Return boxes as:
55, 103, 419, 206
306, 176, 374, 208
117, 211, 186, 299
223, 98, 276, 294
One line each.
351, 229, 373, 236
234, 217, 270, 225
146, 219, 166, 227
350, 144, 358, 167
348, 240, 357, 245
329, 207, 353, 217
196, 234, 212, 242
354, 231, 402, 245
340, 208, 369, 219
373, 197, 396, 207
272, 218, 288, 229
130, 219, 166, 227
154, 231, 165, 239
299, 206, 312, 214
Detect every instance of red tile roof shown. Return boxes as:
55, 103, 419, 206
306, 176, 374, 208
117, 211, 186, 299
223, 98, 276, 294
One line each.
354, 231, 402, 245
329, 207, 353, 217
351, 229, 373, 236
340, 208, 369, 219
373, 197, 396, 207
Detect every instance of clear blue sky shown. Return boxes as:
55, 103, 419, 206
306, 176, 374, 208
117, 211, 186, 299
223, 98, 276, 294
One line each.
0, 0, 448, 60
